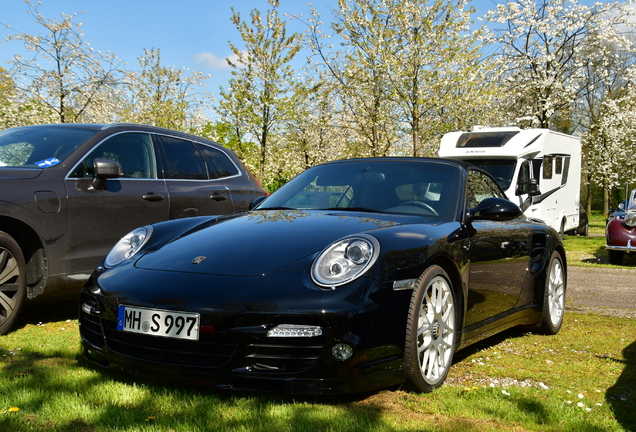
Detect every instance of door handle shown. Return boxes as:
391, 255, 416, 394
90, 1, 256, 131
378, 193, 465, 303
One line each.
143, 193, 165, 202
211, 194, 227, 201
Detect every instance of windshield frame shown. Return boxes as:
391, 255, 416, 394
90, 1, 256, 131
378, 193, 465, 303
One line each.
257, 159, 462, 220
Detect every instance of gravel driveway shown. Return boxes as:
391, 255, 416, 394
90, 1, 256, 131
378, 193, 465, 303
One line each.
567, 266, 636, 318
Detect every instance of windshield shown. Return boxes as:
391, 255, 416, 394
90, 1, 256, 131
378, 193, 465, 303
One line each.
0, 125, 98, 168
258, 160, 461, 219
628, 189, 636, 210
465, 159, 517, 191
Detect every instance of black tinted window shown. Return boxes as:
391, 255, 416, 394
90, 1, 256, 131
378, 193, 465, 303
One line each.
160, 136, 207, 180
456, 131, 519, 148
197, 144, 239, 179
70, 133, 157, 179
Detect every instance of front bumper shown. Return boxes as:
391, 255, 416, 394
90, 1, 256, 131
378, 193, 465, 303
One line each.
605, 219, 636, 252
78, 265, 411, 395
605, 243, 636, 252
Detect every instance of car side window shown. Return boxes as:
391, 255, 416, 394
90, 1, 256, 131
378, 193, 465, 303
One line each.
70, 133, 157, 179
196, 144, 239, 179
467, 170, 505, 208
159, 136, 208, 180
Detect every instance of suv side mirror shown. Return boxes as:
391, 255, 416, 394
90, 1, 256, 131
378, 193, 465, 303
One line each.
92, 158, 122, 190
469, 197, 522, 221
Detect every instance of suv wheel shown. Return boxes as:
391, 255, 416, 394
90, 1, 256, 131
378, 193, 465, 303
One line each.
0, 231, 27, 335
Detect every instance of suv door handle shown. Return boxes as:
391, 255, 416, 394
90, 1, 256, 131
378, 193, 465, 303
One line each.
143, 193, 165, 202
211, 194, 227, 201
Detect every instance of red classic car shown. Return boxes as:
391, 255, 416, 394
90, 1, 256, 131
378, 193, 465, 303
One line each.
606, 188, 636, 264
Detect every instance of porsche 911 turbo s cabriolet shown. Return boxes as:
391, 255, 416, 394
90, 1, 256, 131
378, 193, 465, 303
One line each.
79, 158, 566, 395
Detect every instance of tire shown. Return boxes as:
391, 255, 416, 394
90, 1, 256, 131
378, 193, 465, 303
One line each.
0, 232, 27, 335
404, 265, 458, 392
578, 222, 588, 237
558, 219, 565, 240
608, 250, 624, 265
537, 251, 565, 335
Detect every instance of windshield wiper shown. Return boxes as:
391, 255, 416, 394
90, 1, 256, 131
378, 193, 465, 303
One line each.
323, 207, 385, 213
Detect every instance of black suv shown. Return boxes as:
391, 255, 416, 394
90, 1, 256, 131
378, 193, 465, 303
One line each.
0, 123, 266, 334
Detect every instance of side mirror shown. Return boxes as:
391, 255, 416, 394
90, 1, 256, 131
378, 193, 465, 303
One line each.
249, 195, 268, 210
92, 158, 122, 190
526, 179, 540, 196
469, 197, 522, 221
516, 178, 540, 197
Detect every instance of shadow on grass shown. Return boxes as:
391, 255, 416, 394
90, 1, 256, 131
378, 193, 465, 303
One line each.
1, 344, 412, 432
607, 340, 636, 432
11, 291, 81, 333
580, 244, 636, 267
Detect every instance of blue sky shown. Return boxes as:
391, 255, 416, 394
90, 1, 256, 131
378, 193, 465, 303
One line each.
0, 0, 341, 96
0, 0, 624, 100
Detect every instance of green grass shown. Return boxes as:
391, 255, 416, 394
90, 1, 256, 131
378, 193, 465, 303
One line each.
563, 211, 636, 268
588, 211, 607, 235
1, 295, 634, 432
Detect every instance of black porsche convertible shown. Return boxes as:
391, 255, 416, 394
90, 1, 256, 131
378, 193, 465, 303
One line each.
79, 157, 566, 395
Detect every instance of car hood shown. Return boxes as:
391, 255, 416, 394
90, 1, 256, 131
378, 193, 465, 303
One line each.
0, 167, 43, 180
135, 210, 427, 276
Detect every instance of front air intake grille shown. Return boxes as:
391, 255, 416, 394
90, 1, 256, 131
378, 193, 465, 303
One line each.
79, 309, 105, 349
102, 321, 238, 368
245, 337, 326, 373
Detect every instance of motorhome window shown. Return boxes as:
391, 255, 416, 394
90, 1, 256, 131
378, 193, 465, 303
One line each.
456, 131, 519, 148
555, 157, 563, 174
463, 159, 516, 191
543, 156, 553, 179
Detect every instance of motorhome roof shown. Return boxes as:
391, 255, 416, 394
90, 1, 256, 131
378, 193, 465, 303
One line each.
438, 128, 579, 159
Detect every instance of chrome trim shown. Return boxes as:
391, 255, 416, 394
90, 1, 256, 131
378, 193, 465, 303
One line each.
606, 240, 636, 252
65, 129, 244, 182
64, 130, 156, 180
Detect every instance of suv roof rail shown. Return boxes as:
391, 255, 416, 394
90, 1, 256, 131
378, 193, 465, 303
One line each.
100, 122, 150, 130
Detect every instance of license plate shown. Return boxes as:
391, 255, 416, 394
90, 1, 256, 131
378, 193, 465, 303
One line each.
117, 305, 199, 341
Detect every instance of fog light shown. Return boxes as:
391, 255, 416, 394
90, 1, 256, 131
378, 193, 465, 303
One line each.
267, 324, 323, 337
331, 343, 353, 361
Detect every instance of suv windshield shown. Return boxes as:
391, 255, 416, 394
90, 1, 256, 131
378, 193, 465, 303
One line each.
0, 125, 97, 168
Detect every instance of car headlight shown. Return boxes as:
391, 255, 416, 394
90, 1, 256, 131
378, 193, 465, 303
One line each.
104, 226, 153, 267
311, 234, 380, 288
625, 212, 636, 227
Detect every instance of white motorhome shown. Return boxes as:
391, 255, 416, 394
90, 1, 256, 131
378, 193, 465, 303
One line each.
438, 126, 581, 235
